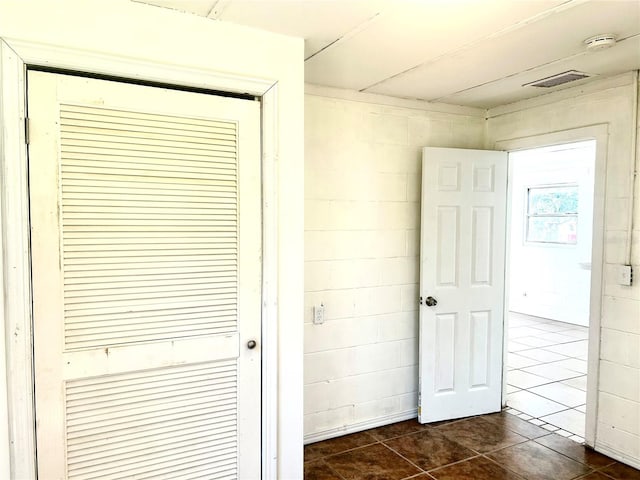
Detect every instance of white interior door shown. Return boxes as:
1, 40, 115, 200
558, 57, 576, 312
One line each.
28, 71, 261, 479
418, 147, 507, 423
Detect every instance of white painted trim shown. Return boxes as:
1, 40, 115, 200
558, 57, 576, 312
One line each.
5, 38, 272, 97
501, 157, 516, 409
261, 82, 279, 479
0, 40, 36, 480
626, 71, 639, 264
487, 72, 636, 119
495, 124, 609, 450
596, 443, 640, 471
304, 83, 486, 117
0, 37, 280, 479
303, 409, 418, 445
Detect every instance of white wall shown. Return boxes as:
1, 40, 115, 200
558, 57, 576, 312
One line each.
3, 0, 638, 470
0, 1, 304, 478
487, 73, 640, 466
509, 142, 595, 326
305, 74, 640, 468
303, 85, 485, 441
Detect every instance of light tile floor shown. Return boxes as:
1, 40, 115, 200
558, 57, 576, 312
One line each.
506, 312, 589, 443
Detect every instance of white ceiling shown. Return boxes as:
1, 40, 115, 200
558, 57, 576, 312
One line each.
136, 0, 640, 109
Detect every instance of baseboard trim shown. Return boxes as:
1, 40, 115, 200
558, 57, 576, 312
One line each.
595, 444, 640, 471
304, 409, 418, 445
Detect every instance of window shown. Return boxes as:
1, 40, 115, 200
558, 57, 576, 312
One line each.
526, 185, 578, 244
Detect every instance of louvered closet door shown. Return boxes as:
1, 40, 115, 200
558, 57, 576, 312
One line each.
28, 71, 261, 480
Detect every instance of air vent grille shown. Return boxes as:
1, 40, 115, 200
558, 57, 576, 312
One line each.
524, 70, 592, 88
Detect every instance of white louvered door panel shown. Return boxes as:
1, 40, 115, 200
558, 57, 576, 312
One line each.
28, 71, 261, 480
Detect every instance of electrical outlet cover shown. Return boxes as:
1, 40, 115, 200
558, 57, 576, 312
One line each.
617, 265, 632, 286
313, 304, 325, 324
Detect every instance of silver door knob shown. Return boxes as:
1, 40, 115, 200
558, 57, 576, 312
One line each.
247, 340, 257, 349
424, 296, 438, 307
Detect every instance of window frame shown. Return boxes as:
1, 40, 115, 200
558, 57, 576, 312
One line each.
524, 182, 579, 245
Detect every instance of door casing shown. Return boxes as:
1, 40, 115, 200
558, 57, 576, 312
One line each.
495, 124, 608, 448
0, 38, 281, 479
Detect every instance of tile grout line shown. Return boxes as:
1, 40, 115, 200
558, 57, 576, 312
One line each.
524, 440, 599, 477
402, 472, 436, 480
481, 436, 601, 479
507, 400, 586, 438
510, 362, 586, 372
506, 407, 570, 438
587, 467, 619, 479
307, 435, 383, 479
508, 383, 586, 402
305, 413, 637, 480
306, 317, 630, 479
320, 457, 349, 480
481, 452, 534, 479
510, 337, 590, 348
377, 423, 487, 473
423, 453, 484, 474
507, 316, 589, 440
529, 436, 618, 473
379, 440, 432, 475
304, 433, 382, 464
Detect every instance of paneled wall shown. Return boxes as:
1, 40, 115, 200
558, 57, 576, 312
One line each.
303, 87, 485, 441
486, 73, 640, 466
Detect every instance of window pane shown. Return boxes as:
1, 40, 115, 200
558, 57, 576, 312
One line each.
528, 186, 578, 215
527, 216, 577, 244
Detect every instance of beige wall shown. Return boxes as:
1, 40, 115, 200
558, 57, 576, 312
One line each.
303, 86, 485, 441
486, 73, 639, 466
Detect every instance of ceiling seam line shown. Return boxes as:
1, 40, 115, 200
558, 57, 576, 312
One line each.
304, 38, 343, 62
485, 74, 635, 119
431, 33, 640, 104
359, 0, 594, 93
305, 11, 384, 62
206, 1, 217, 18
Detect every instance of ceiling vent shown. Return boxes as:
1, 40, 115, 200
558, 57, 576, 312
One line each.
523, 70, 593, 88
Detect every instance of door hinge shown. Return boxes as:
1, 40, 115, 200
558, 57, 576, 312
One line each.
24, 117, 30, 145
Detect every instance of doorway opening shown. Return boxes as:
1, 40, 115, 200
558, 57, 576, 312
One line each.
504, 140, 596, 444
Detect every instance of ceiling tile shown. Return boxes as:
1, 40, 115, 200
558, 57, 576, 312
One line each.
218, 0, 390, 58
134, 0, 640, 109
135, 0, 216, 16
304, 0, 567, 90
366, 0, 640, 102
438, 34, 640, 109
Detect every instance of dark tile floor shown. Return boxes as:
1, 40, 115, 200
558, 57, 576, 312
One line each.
304, 413, 640, 480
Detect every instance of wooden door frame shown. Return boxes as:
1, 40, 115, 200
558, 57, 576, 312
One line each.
0, 38, 280, 479
495, 124, 608, 448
